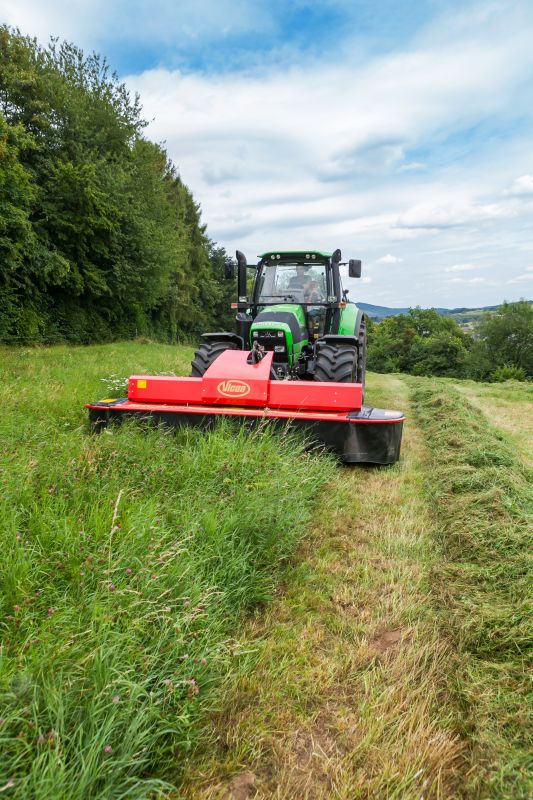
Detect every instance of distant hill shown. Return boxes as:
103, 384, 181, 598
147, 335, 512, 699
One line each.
357, 302, 502, 323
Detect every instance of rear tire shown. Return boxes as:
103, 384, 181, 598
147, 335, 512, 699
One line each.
313, 343, 358, 383
190, 341, 237, 377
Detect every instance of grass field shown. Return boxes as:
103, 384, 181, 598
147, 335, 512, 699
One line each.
0, 344, 531, 799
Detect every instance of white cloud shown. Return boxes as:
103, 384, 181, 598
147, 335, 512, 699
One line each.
506, 174, 533, 196
398, 162, 426, 172
377, 254, 404, 264
125, 14, 533, 305
507, 272, 533, 283
447, 276, 488, 284
0, 0, 272, 50
361, 276, 372, 284
445, 263, 479, 272
396, 200, 515, 231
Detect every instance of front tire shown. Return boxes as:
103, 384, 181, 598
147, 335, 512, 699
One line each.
190, 340, 237, 377
313, 343, 358, 383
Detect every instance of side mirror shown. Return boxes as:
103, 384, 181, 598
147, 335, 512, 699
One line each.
349, 259, 362, 278
224, 260, 235, 280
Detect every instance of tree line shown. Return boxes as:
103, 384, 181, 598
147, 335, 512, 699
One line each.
0, 27, 233, 344
367, 301, 533, 381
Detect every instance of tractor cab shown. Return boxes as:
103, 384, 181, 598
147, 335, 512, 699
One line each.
254, 252, 330, 341
192, 247, 366, 385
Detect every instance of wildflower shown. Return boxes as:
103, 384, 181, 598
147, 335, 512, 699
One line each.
112, 695, 120, 704
36, 735, 46, 745
103, 745, 113, 753
47, 608, 55, 616
125, 568, 132, 574
108, 583, 116, 592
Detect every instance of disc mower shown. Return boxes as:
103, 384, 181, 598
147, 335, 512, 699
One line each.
87, 249, 404, 464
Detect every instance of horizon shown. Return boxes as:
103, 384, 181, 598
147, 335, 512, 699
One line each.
1, 0, 533, 307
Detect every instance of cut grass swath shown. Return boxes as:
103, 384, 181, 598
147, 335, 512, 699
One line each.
411, 380, 532, 800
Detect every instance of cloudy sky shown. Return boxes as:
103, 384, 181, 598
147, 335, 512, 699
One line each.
2, 0, 533, 307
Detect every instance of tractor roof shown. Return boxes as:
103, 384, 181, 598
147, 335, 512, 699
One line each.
258, 250, 332, 259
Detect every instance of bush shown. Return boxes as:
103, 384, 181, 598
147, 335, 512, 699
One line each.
477, 301, 533, 378
367, 308, 469, 377
491, 364, 527, 382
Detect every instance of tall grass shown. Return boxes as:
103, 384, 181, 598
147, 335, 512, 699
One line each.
411, 382, 532, 799
0, 344, 333, 798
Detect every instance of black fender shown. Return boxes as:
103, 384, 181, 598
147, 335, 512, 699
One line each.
355, 308, 365, 338
315, 334, 359, 350
201, 332, 244, 349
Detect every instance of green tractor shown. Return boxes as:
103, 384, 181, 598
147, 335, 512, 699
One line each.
192, 248, 367, 387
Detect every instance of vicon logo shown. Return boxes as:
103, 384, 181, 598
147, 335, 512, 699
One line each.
217, 380, 251, 397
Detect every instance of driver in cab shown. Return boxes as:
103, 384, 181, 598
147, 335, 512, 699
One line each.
288, 265, 312, 299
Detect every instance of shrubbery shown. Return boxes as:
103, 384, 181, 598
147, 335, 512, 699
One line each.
491, 364, 527, 382
367, 301, 532, 382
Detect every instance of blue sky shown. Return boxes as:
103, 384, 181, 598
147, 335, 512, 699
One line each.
2, 0, 533, 307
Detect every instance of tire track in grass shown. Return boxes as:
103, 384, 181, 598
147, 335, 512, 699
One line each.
178, 375, 464, 799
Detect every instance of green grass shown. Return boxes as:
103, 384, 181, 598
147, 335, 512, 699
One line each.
0, 344, 333, 798
410, 380, 533, 799
2, 345, 531, 799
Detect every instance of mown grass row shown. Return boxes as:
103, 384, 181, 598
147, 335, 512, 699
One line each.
410, 382, 532, 799
0, 344, 333, 798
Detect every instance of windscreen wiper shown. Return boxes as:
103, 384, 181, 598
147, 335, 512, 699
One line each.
259, 294, 297, 300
